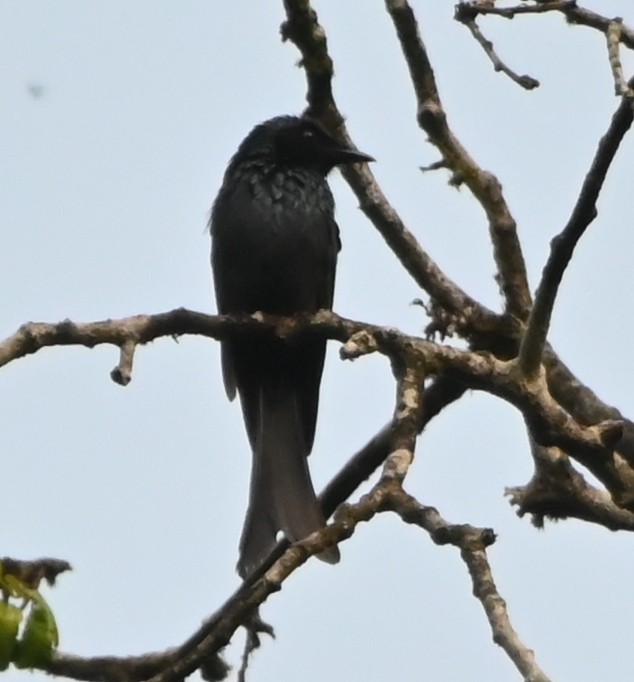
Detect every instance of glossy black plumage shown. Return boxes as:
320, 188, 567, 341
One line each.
210, 115, 373, 577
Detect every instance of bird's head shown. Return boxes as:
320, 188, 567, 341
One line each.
233, 115, 374, 175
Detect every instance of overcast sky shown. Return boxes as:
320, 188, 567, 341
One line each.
3, 2, 634, 681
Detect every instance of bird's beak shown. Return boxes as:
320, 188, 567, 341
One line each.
333, 147, 375, 165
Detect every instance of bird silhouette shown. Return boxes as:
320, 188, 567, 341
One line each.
210, 115, 373, 577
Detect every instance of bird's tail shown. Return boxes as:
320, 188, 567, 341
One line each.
237, 384, 339, 578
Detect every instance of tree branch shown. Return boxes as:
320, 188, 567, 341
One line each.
507, 435, 634, 531
8, 3, 634, 682
543, 345, 634, 469
321, 377, 466, 516
454, 4, 540, 90
386, 491, 551, 682
517, 86, 634, 378
384, 0, 532, 321
48, 364, 430, 682
459, 1, 634, 52
3, 308, 631, 504
606, 18, 634, 97
281, 0, 502, 335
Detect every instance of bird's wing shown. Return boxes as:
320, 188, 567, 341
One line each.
296, 214, 339, 452
210, 178, 340, 454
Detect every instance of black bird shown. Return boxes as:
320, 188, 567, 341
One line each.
210, 115, 373, 577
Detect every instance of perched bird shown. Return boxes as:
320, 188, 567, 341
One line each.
210, 115, 373, 577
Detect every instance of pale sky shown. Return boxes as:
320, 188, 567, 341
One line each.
3, 2, 634, 681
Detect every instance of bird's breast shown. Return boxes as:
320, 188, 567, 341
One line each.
211, 166, 339, 315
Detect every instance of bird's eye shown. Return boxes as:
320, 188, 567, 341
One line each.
302, 129, 315, 139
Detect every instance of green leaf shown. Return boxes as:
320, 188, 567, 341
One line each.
13, 602, 58, 669
0, 575, 25, 599
0, 602, 22, 671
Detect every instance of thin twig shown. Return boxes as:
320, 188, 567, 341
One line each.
459, 0, 634, 53
454, 5, 540, 89
457, 0, 576, 20
517, 87, 634, 378
110, 339, 136, 385
419, 159, 447, 172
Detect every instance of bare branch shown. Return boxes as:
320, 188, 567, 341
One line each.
459, 1, 634, 53
607, 19, 634, 97
3, 309, 631, 502
563, 4, 634, 50
383, 352, 427, 481
454, 5, 540, 89
384, 0, 532, 320
41, 355, 425, 682
281, 0, 502, 334
461, 1, 576, 19
237, 613, 272, 682
9, 3, 634, 682
48, 481, 554, 682
507, 436, 634, 531
110, 339, 136, 386
419, 159, 447, 173
518, 87, 634, 378
141, 366, 430, 682
459, 538, 550, 682
47, 652, 178, 682
543, 345, 634, 469
387, 491, 551, 682
321, 378, 466, 516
